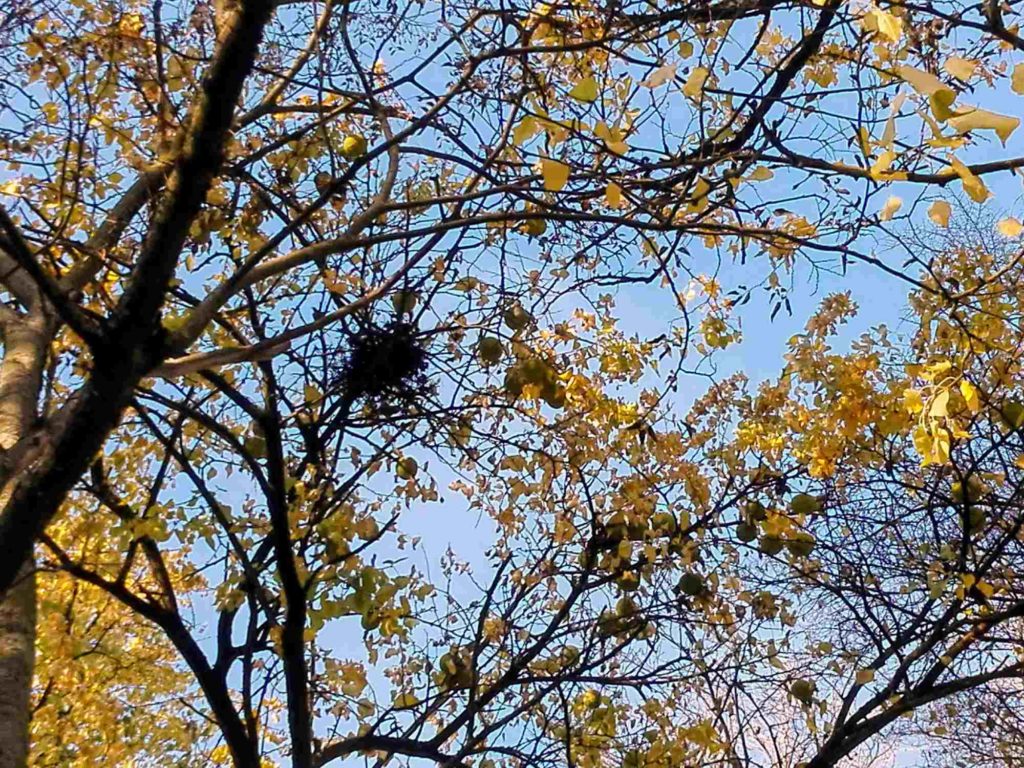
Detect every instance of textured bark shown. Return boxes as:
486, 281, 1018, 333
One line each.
0, 314, 48, 768
0, 562, 34, 768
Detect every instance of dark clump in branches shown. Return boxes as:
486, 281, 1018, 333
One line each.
334, 317, 431, 408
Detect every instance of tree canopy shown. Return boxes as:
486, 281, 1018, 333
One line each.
2, 0, 1024, 767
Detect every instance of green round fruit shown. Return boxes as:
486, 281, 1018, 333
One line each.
520, 218, 547, 237
616, 596, 637, 617
790, 679, 815, 704
951, 476, 985, 504
736, 521, 757, 543
617, 571, 640, 592
759, 535, 784, 556
391, 290, 418, 314
786, 531, 816, 557
597, 610, 622, 637
503, 368, 525, 398
1001, 400, 1024, 429
503, 304, 534, 331
678, 572, 704, 597
967, 507, 986, 533
652, 512, 677, 537
477, 336, 504, 365
314, 171, 334, 196
541, 382, 567, 409
745, 500, 768, 522
243, 436, 267, 458
521, 357, 553, 385
790, 493, 821, 516
396, 457, 418, 480
340, 133, 368, 159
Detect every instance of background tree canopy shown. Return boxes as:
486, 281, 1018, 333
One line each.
1, 0, 1024, 767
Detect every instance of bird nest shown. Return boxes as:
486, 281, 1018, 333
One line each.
334, 318, 431, 408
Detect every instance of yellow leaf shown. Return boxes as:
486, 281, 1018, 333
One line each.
959, 380, 980, 412
862, 8, 902, 42
1013, 63, 1024, 95
997, 217, 1024, 237
919, 106, 960, 147
393, 691, 419, 709
513, 117, 539, 146
879, 195, 902, 221
206, 186, 229, 206
682, 719, 721, 750
928, 200, 952, 227
605, 182, 623, 208
162, 312, 189, 334
569, 76, 599, 103
947, 106, 1020, 145
915, 424, 951, 465
930, 91, 956, 122
897, 65, 950, 98
594, 122, 629, 154
949, 157, 990, 203
856, 668, 876, 685
540, 117, 569, 146
880, 93, 906, 148
943, 57, 977, 81
922, 360, 952, 381
806, 62, 837, 88
857, 127, 873, 158
976, 580, 995, 598
904, 388, 924, 414
896, 66, 956, 120
877, 12, 902, 42
678, 41, 694, 58
540, 159, 570, 192
687, 177, 711, 213
339, 664, 368, 696
304, 384, 322, 405
930, 389, 949, 418
870, 149, 896, 179
642, 64, 677, 89
932, 428, 952, 464
747, 166, 774, 181
683, 67, 710, 99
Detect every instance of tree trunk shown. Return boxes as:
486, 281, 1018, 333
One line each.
0, 312, 49, 768
0, 562, 34, 768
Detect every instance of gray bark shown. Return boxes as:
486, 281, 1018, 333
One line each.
0, 562, 34, 768
0, 312, 49, 768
